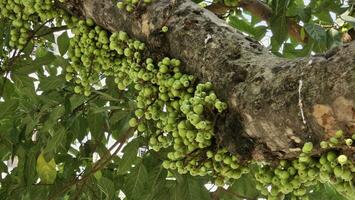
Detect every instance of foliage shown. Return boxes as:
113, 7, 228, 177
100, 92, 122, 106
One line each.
222, 0, 353, 57
0, 0, 354, 200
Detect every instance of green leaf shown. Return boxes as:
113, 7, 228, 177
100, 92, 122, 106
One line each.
42, 105, 65, 132
124, 162, 148, 200
36, 154, 57, 184
287, 0, 307, 20
153, 188, 173, 200
35, 26, 55, 43
250, 14, 262, 26
326, 28, 342, 49
12, 59, 39, 76
0, 161, 7, 174
222, 173, 261, 199
43, 126, 66, 154
0, 143, 11, 161
309, 183, 349, 200
88, 108, 106, 141
117, 138, 140, 174
282, 42, 312, 58
110, 110, 129, 124
179, 176, 211, 200
228, 15, 253, 33
141, 167, 167, 200
169, 183, 183, 200
0, 77, 16, 101
0, 19, 11, 51
314, 11, 333, 24
228, 16, 267, 40
94, 170, 102, 180
51, 55, 70, 68
43, 33, 56, 43
110, 110, 131, 139
94, 90, 119, 102
97, 177, 116, 200
270, 0, 290, 50
38, 75, 65, 91
340, 11, 355, 26
162, 176, 211, 200
303, 23, 328, 53
70, 115, 89, 141
69, 94, 87, 111
23, 186, 50, 200
33, 49, 56, 67
15, 145, 27, 184
57, 31, 70, 56
22, 41, 35, 55
0, 100, 18, 118
138, 153, 168, 200
11, 73, 36, 94
304, 23, 327, 43
25, 146, 40, 185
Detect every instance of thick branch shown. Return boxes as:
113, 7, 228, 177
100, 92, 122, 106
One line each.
61, 0, 355, 161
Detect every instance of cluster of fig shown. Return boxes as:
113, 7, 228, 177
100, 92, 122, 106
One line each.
162, 146, 252, 186
3, 0, 353, 195
65, 16, 249, 184
0, 0, 61, 50
66, 18, 130, 96
116, 0, 153, 12
319, 130, 354, 149
254, 131, 354, 199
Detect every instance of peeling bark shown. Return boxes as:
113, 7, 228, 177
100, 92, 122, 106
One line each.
61, 0, 355, 161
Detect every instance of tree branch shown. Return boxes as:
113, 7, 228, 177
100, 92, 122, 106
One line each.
60, 0, 355, 161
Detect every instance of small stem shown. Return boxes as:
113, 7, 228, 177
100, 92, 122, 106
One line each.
35, 25, 69, 38
47, 127, 133, 200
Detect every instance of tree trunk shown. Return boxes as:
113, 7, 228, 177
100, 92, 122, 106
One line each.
61, 0, 355, 161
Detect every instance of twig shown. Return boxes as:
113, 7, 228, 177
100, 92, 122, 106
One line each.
35, 25, 69, 38
48, 128, 133, 200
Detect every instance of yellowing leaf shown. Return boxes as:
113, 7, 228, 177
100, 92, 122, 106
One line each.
94, 170, 102, 180
36, 154, 57, 184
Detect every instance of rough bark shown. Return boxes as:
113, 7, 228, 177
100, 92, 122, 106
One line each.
61, 0, 355, 161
